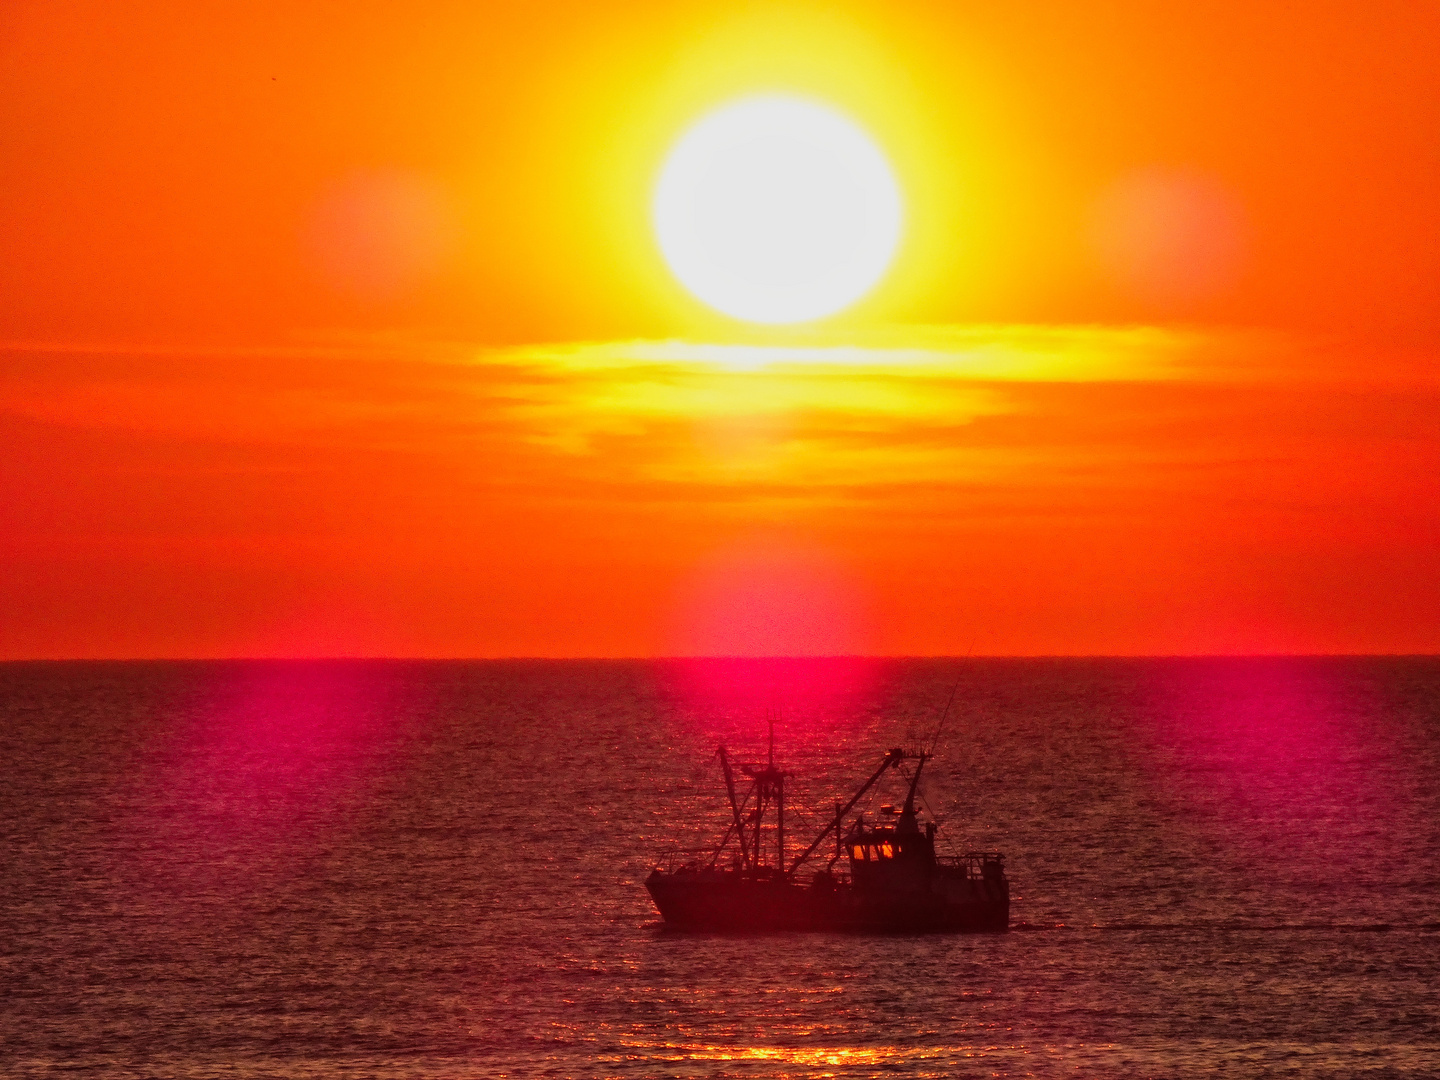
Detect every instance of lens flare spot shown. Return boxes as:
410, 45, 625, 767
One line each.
1089, 166, 1245, 303
306, 169, 459, 299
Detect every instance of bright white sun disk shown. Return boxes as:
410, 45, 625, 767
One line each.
654, 96, 903, 324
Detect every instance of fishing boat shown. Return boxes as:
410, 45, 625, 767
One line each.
645, 730, 1009, 932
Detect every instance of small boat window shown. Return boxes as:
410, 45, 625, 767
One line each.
880, 842, 893, 859
852, 845, 866, 860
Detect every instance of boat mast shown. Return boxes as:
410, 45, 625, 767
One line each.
898, 751, 930, 834
736, 715, 790, 872
771, 717, 784, 871
756, 717, 768, 866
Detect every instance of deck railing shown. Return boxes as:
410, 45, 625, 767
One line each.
935, 852, 1006, 879
652, 847, 718, 873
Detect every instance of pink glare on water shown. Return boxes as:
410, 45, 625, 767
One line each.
124, 663, 414, 893
660, 656, 879, 736
305, 169, 459, 299
1136, 659, 1404, 887
1089, 166, 1246, 303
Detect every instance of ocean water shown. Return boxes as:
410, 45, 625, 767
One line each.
2, 657, 1437, 1078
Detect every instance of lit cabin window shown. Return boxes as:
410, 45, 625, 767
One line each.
880, 842, 893, 859
852, 845, 866, 860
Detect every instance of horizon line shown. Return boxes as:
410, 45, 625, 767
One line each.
3, 652, 1437, 664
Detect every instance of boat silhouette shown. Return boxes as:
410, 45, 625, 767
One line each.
646, 727, 1009, 932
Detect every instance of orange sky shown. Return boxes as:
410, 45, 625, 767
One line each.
2, 1, 1438, 658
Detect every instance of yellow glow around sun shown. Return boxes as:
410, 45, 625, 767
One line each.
653, 95, 903, 325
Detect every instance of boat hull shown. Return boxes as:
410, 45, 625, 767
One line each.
646, 869, 1009, 933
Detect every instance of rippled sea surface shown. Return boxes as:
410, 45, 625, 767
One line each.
3, 658, 1438, 1078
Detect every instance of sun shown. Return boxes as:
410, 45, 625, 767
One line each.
653, 95, 903, 325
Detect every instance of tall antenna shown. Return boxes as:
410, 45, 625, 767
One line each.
927, 639, 976, 755
927, 679, 961, 756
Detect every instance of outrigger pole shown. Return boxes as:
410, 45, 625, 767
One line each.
785, 747, 907, 876
717, 745, 751, 870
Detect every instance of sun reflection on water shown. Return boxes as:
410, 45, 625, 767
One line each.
604, 1036, 1101, 1072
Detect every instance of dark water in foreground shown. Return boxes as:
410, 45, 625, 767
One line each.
2, 657, 1438, 1078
